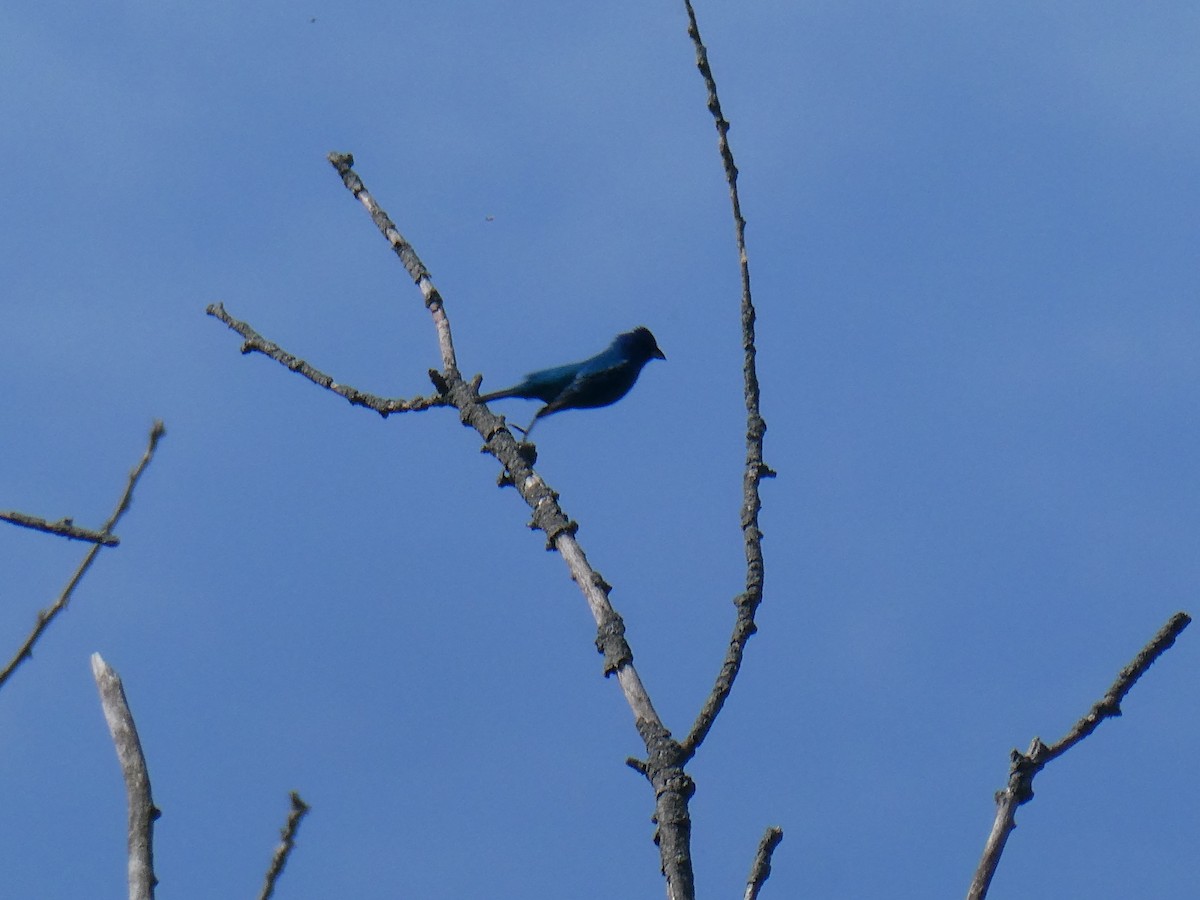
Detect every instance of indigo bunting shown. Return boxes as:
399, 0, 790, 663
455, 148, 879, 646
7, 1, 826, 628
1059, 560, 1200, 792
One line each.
480, 326, 666, 436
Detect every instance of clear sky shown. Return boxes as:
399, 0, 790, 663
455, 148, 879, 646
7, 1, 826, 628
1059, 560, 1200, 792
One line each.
3, 2, 1198, 898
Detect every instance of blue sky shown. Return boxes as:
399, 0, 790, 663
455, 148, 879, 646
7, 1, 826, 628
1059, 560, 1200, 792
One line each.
2, 2, 1198, 897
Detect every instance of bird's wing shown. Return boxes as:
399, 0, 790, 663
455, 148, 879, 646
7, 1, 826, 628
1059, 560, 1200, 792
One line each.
541, 352, 636, 413
518, 362, 584, 401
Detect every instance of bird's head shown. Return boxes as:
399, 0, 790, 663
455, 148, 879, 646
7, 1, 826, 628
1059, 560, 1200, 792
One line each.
622, 326, 667, 362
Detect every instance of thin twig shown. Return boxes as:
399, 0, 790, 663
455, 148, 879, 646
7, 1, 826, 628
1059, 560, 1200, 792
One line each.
327, 152, 460, 378
0, 422, 166, 691
0, 510, 120, 545
205, 302, 449, 416
744, 826, 784, 900
679, 0, 774, 760
967, 611, 1191, 900
258, 792, 311, 900
92, 653, 160, 900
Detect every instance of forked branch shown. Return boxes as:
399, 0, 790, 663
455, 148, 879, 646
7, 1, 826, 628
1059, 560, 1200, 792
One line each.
0, 422, 165, 691
967, 611, 1191, 899
209, 152, 690, 897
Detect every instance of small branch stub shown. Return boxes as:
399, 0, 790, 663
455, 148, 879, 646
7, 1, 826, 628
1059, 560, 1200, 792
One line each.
595, 612, 633, 676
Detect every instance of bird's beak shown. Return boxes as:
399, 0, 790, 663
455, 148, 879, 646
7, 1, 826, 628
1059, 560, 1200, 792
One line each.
654, 347, 666, 360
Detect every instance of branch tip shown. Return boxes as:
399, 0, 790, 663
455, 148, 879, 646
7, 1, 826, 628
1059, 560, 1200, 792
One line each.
968, 612, 1192, 899
744, 826, 784, 900
92, 653, 158, 900
258, 791, 312, 900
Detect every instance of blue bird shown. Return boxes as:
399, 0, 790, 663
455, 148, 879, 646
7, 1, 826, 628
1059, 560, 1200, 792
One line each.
480, 326, 666, 436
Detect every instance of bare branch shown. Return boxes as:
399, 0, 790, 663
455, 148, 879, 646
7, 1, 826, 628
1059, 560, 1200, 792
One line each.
211, 248, 685, 884
92, 653, 160, 900
0, 510, 120, 545
327, 152, 460, 378
206, 302, 448, 416
1044, 611, 1192, 757
320, 156, 668, 725
744, 826, 784, 900
968, 611, 1191, 900
0, 422, 165, 691
678, 0, 774, 760
320, 154, 695, 899
258, 792, 311, 900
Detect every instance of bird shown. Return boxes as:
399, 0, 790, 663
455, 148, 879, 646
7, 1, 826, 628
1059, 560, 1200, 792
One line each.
480, 326, 666, 437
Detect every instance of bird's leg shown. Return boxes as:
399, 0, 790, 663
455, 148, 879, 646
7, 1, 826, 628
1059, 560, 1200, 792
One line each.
520, 405, 554, 438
